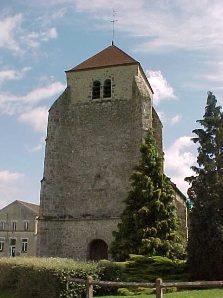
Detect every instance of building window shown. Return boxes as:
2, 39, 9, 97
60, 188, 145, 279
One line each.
21, 239, 28, 253
24, 221, 29, 231
0, 221, 5, 231
0, 238, 5, 252
103, 79, 111, 98
10, 238, 16, 246
92, 81, 101, 99
12, 221, 16, 231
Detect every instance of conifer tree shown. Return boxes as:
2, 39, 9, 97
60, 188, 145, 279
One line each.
111, 129, 183, 261
186, 91, 223, 280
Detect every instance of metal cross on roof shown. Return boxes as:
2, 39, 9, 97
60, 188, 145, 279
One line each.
111, 9, 118, 45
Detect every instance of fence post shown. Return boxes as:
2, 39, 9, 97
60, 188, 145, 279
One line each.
86, 276, 93, 298
156, 278, 163, 298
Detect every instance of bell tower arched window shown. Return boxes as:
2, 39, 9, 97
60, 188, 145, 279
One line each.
92, 81, 101, 99
103, 79, 111, 98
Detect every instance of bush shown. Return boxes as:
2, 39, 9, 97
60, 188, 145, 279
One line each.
117, 288, 136, 296
0, 257, 107, 298
0, 255, 187, 297
119, 254, 187, 282
97, 260, 122, 295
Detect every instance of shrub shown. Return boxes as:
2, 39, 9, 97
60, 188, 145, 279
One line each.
117, 288, 135, 296
96, 260, 122, 295
119, 254, 187, 282
0, 255, 187, 297
0, 257, 103, 298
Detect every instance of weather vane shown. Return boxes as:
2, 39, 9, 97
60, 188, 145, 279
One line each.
110, 9, 118, 45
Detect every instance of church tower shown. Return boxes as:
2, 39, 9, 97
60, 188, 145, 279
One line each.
38, 45, 163, 260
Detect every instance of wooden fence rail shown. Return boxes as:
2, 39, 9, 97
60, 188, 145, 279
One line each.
66, 276, 223, 298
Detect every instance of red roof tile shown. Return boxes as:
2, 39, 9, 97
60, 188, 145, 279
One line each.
67, 45, 138, 72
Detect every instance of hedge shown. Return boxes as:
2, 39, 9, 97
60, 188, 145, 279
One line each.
0, 256, 186, 297
0, 257, 121, 298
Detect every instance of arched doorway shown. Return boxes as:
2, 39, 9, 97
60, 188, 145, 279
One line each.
88, 239, 108, 261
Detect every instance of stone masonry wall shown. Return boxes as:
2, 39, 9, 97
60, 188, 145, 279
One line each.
38, 64, 153, 258
38, 218, 120, 259
152, 108, 163, 155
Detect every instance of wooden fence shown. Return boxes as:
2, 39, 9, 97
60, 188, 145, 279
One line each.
66, 276, 223, 298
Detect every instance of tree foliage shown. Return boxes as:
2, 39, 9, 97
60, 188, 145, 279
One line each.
111, 129, 183, 261
186, 91, 223, 280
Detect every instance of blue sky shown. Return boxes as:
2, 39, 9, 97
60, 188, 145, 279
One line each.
0, 0, 223, 208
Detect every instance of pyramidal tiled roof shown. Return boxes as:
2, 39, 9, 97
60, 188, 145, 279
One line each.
67, 45, 139, 72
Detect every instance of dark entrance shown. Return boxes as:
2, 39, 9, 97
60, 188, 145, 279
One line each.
89, 239, 108, 261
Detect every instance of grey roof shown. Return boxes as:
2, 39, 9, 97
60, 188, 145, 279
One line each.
17, 200, 39, 214
0, 200, 39, 214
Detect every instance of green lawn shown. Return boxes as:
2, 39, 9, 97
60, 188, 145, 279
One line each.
1, 289, 223, 298
96, 289, 223, 298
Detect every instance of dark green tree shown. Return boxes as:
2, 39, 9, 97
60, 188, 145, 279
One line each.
186, 91, 223, 280
111, 129, 183, 261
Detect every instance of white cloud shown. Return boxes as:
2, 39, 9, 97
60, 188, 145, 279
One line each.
157, 111, 166, 123
24, 27, 58, 48
28, 142, 45, 152
0, 67, 31, 85
164, 136, 197, 195
146, 70, 176, 105
201, 60, 223, 90
0, 81, 65, 115
8, 1, 223, 54
0, 170, 23, 182
0, 81, 65, 133
157, 112, 182, 126
22, 81, 65, 105
74, 0, 141, 13
44, 27, 58, 40
0, 170, 25, 209
0, 13, 58, 54
18, 106, 48, 133
0, 14, 22, 52
170, 114, 182, 125
24, 136, 46, 153
67, 0, 223, 54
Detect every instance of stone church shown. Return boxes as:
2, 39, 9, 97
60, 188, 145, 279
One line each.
38, 45, 187, 260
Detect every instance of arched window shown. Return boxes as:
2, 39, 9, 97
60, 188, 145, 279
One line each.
88, 239, 108, 261
92, 81, 101, 99
103, 79, 111, 98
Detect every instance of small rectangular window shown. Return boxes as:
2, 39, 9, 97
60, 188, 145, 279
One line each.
10, 238, 16, 246
0, 221, 5, 231
0, 238, 5, 252
24, 221, 29, 231
21, 239, 28, 253
12, 221, 16, 231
